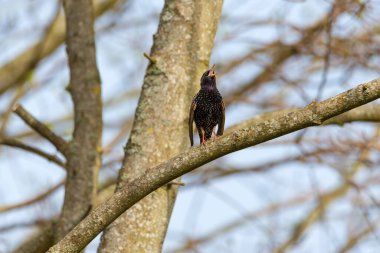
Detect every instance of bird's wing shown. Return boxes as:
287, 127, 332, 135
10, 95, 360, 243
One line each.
217, 101, 225, 136
189, 101, 196, 146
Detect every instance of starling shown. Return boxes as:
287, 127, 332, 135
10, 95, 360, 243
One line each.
189, 66, 225, 146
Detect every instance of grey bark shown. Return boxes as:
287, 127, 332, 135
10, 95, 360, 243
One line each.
98, 0, 223, 252
56, 0, 102, 241
47, 78, 380, 253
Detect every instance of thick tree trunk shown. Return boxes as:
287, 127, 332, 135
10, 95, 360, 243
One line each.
98, 0, 223, 252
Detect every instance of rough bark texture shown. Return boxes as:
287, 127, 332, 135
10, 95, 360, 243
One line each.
48, 77, 380, 253
56, 0, 102, 241
228, 104, 380, 133
98, 0, 223, 252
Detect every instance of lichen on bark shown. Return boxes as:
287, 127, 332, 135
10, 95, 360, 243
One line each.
98, 0, 223, 252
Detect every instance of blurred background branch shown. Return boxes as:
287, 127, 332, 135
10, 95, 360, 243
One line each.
1, 0, 380, 252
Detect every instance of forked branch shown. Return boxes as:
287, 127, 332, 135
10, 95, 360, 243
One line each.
13, 104, 68, 155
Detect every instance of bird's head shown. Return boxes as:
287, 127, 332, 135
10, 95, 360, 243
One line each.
200, 65, 216, 90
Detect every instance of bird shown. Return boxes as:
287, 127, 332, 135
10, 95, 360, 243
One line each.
189, 65, 225, 146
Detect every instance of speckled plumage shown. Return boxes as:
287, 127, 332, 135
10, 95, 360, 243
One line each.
189, 68, 225, 146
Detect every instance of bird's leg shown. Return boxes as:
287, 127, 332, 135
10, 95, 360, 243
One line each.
201, 128, 206, 145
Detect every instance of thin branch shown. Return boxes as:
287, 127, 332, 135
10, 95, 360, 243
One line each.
0, 218, 52, 233
224, 10, 332, 105
47, 77, 380, 253
169, 192, 314, 253
322, 104, 380, 125
0, 3, 61, 96
12, 222, 55, 253
143, 52, 157, 64
12, 104, 68, 155
0, 180, 64, 213
12, 183, 115, 253
0, 86, 25, 136
187, 146, 347, 186
337, 217, 379, 253
0, 0, 120, 96
273, 127, 380, 253
102, 118, 132, 154
0, 138, 65, 168
227, 104, 380, 134
315, 3, 335, 101
167, 181, 185, 187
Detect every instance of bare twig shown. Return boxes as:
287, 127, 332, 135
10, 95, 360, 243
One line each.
0, 0, 120, 96
273, 127, 380, 253
224, 9, 334, 105
0, 86, 26, 136
12, 183, 115, 253
143, 52, 157, 64
102, 118, 133, 154
0, 138, 65, 168
187, 146, 346, 186
0, 180, 64, 213
12, 104, 68, 155
169, 192, 314, 253
337, 216, 379, 253
315, 3, 335, 101
12, 222, 55, 253
167, 181, 185, 187
0, 218, 52, 233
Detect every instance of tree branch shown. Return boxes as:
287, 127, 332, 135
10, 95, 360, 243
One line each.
228, 104, 380, 134
12, 104, 68, 155
337, 218, 378, 253
323, 104, 380, 125
12, 222, 55, 253
0, 0, 120, 96
47, 78, 380, 252
11, 183, 113, 253
0, 181, 64, 213
272, 127, 380, 253
55, 0, 103, 241
0, 138, 65, 168
169, 193, 313, 253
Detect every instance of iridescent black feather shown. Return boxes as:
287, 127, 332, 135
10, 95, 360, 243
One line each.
189, 67, 225, 146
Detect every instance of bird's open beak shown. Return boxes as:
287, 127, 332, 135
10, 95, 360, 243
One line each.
208, 64, 216, 77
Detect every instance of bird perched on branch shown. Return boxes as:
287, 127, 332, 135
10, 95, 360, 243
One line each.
189, 65, 225, 146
